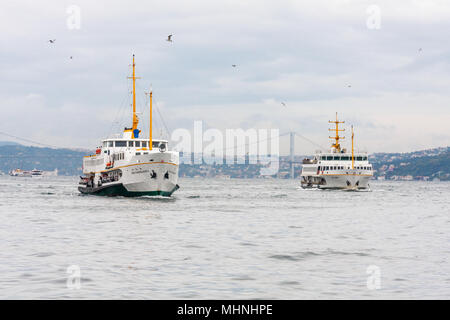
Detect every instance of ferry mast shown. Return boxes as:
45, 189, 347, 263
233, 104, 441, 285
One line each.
329, 112, 345, 152
145, 89, 153, 151
127, 54, 141, 138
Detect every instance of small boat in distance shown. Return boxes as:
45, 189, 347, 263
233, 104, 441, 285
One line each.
9, 168, 58, 177
300, 113, 373, 190
9, 169, 32, 177
78, 55, 180, 197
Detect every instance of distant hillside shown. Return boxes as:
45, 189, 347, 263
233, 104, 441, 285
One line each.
0, 141, 21, 147
370, 147, 450, 181
1, 145, 449, 180
0, 145, 88, 176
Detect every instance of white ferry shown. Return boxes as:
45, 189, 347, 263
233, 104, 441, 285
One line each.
300, 113, 373, 190
78, 55, 179, 197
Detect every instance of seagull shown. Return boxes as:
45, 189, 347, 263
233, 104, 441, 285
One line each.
48, 39, 56, 44
418, 48, 422, 52
232, 64, 237, 68
281, 102, 287, 107
167, 34, 173, 42
347, 85, 352, 88
69, 56, 73, 59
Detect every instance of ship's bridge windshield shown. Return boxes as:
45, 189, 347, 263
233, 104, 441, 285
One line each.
320, 155, 368, 161
102, 140, 167, 149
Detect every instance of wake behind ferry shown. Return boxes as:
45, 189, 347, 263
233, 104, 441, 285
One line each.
301, 113, 373, 190
78, 55, 179, 197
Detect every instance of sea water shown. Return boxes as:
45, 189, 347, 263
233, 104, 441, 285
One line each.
0, 176, 449, 299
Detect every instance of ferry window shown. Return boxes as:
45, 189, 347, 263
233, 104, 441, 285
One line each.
152, 141, 160, 148
363, 156, 368, 161
115, 141, 127, 147
136, 152, 141, 156
142, 141, 147, 148
103, 141, 107, 147
326, 156, 333, 160
341, 156, 348, 160
108, 141, 114, 147
356, 156, 363, 161
128, 141, 134, 147
333, 156, 340, 160
135, 141, 141, 147
318, 166, 321, 170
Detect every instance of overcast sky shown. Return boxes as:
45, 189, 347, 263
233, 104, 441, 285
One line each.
1, 0, 450, 155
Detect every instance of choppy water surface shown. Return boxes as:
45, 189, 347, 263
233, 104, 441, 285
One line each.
0, 176, 449, 299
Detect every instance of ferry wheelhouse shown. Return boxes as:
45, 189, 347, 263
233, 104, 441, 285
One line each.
301, 113, 373, 190
78, 55, 179, 197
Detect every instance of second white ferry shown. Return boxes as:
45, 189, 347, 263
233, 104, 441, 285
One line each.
300, 113, 373, 190
78, 55, 180, 197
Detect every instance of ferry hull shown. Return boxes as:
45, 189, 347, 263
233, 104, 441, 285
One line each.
319, 174, 371, 190
79, 160, 180, 197
301, 173, 372, 190
78, 183, 179, 197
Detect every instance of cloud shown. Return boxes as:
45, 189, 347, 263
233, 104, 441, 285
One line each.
0, 0, 449, 155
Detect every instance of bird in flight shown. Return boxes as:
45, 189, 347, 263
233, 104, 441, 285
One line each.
232, 64, 237, 68
347, 85, 352, 88
418, 48, 422, 52
281, 102, 287, 107
69, 56, 73, 59
48, 39, 56, 44
167, 34, 173, 42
